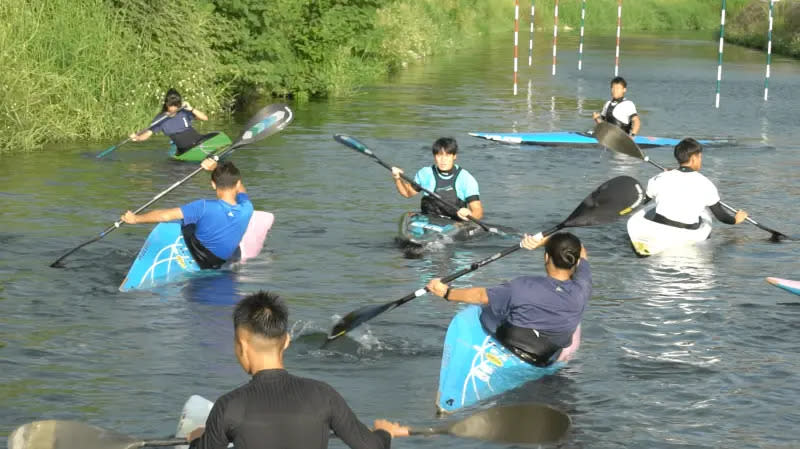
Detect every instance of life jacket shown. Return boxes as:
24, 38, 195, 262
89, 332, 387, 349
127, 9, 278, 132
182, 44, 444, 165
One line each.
603, 98, 634, 134
420, 166, 465, 219
495, 322, 564, 368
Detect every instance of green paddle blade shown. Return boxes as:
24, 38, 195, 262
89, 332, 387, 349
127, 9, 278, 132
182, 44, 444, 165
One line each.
9, 420, 138, 449
232, 103, 293, 149
594, 122, 645, 160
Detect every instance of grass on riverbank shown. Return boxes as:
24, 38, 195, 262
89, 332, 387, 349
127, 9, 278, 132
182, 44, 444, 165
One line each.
727, 0, 800, 58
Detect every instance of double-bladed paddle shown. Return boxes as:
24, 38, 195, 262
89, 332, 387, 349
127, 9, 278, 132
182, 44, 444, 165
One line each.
333, 134, 519, 238
593, 122, 791, 242
50, 103, 294, 268
326, 175, 645, 342
8, 403, 569, 448
95, 112, 175, 159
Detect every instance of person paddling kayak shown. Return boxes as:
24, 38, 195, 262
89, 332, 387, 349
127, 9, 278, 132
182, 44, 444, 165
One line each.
645, 138, 747, 229
186, 291, 410, 449
427, 232, 589, 366
391, 137, 483, 221
120, 160, 253, 268
129, 88, 212, 155
593, 76, 641, 137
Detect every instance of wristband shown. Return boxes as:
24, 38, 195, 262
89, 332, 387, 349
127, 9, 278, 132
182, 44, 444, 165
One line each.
444, 287, 451, 300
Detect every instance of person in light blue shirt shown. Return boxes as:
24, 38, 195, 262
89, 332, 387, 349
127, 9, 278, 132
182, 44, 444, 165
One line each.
390, 137, 483, 220
121, 160, 253, 268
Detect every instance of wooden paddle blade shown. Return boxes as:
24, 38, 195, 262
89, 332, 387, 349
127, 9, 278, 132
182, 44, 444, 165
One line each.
447, 403, 570, 444
594, 122, 645, 159
234, 103, 293, 148
561, 175, 645, 227
8, 420, 139, 449
333, 134, 375, 156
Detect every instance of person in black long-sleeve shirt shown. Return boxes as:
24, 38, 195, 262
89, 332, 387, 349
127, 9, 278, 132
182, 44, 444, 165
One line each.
187, 291, 409, 449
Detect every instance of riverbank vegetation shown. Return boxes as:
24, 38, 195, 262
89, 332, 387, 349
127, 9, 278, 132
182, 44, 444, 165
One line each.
0, 0, 789, 153
727, 0, 800, 58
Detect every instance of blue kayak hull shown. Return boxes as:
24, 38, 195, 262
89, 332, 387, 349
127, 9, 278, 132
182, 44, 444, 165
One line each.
766, 277, 800, 296
436, 306, 563, 414
469, 131, 734, 148
119, 222, 202, 291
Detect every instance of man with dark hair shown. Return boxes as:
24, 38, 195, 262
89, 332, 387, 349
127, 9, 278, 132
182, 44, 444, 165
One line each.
593, 76, 641, 136
391, 137, 483, 221
645, 138, 747, 229
121, 159, 253, 268
186, 291, 409, 449
426, 232, 590, 366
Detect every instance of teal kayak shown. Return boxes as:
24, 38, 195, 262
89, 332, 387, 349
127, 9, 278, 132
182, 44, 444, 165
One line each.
469, 131, 735, 148
766, 277, 800, 296
168, 131, 232, 162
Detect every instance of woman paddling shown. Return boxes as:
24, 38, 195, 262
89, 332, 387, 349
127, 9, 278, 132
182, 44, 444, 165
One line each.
130, 88, 211, 155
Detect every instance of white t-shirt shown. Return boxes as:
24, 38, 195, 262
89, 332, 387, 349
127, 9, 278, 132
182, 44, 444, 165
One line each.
601, 99, 637, 125
646, 170, 720, 225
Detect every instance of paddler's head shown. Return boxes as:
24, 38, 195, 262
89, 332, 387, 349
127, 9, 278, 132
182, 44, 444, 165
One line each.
610, 76, 627, 101
232, 291, 291, 375
674, 138, 703, 171
543, 232, 583, 280
162, 88, 183, 115
431, 137, 458, 174
211, 161, 243, 195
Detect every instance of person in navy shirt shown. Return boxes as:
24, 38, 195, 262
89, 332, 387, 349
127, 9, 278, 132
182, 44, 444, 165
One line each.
130, 88, 211, 154
120, 160, 253, 268
390, 137, 483, 221
427, 232, 590, 366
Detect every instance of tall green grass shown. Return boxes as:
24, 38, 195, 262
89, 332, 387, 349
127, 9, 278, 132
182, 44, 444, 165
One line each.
727, 0, 800, 58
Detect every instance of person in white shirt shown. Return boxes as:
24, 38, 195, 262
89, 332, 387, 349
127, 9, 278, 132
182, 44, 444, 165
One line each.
645, 138, 747, 229
593, 77, 641, 137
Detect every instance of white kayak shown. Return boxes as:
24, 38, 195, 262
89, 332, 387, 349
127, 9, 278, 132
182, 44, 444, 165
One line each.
627, 203, 712, 256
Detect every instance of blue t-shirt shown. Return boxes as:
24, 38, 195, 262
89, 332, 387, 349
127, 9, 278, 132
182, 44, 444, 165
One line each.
413, 165, 480, 203
151, 110, 195, 137
480, 261, 592, 347
180, 192, 254, 260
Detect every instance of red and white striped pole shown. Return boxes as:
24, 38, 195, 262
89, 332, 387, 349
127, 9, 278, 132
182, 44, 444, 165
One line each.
614, 0, 622, 76
514, 0, 520, 95
528, 1, 535, 67
552, 0, 559, 76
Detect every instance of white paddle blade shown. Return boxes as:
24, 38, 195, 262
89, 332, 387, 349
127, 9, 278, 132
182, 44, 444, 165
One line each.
9, 420, 138, 449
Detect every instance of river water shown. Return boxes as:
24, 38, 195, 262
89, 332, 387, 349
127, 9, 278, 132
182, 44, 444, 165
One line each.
2, 32, 799, 448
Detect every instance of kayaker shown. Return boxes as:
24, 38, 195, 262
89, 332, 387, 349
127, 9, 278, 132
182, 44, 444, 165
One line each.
185, 291, 410, 449
593, 76, 641, 137
427, 232, 589, 366
391, 137, 483, 221
120, 160, 253, 268
129, 88, 212, 155
645, 138, 748, 228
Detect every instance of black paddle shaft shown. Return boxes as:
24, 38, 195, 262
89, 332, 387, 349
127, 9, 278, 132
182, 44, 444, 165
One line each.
333, 134, 517, 237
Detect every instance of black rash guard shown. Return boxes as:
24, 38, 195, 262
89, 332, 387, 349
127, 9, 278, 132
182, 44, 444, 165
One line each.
189, 369, 391, 449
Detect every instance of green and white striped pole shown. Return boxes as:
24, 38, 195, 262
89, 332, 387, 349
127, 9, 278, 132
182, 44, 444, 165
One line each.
528, 1, 535, 67
715, 0, 726, 108
764, 0, 775, 101
578, 0, 586, 70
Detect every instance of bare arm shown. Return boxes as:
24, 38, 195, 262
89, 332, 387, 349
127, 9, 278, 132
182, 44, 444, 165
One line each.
121, 207, 183, 224
391, 167, 419, 198
630, 115, 641, 136
427, 278, 488, 305
130, 129, 154, 141
465, 199, 483, 220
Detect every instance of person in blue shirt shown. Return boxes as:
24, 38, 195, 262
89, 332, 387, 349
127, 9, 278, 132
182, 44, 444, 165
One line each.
120, 160, 254, 268
391, 137, 483, 221
427, 232, 590, 366
130, 88, 211, 155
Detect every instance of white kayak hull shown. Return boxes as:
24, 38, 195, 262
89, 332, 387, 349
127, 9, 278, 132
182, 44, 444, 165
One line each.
627, 204, 712, 256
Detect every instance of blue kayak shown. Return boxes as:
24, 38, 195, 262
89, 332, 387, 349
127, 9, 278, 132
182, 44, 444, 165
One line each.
397, 211, 484, 248
436, 306, 567, 414
469, 131, 735, 148
766, 277, 800, 296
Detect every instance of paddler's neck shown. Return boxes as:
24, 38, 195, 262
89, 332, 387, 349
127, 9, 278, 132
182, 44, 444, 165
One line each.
247, 353, 285, 373
216, 188, 238, 205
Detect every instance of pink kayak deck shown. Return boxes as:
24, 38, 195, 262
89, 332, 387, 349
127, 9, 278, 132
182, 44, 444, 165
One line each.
766, 277, 800, 296
240, 211, 274, 262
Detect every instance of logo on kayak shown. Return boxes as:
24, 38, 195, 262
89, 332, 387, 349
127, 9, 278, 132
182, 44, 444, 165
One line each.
486, 352, 504, 367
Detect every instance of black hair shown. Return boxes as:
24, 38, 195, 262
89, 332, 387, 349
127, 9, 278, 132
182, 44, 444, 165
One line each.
610, 76, 627, 88
431, 137, 458, 155
673, 138, 703, 164
232, 291, 288, 339
211, 161, 241, 189
545, 232, 582, 270
162, 88, 182, 112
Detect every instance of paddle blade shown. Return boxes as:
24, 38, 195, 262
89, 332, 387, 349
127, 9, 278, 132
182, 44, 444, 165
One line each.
594, 122, 645, 160
232, 103, 293, 148
333, 134, 375, 156
561, 175, 645, 228
447, 403, 570, 444
9, 421, 138, 449
326, 301, 399, 342
96, 145, 117, 158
